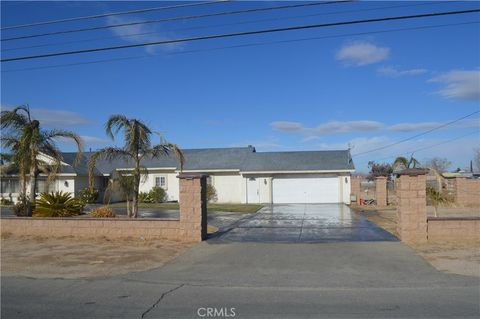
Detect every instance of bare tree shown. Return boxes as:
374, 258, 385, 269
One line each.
424, 157, 451, 173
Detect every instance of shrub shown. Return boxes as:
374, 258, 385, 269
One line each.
0, 197, 13, 205
149, 186, 167, 203
79, 188, 99, 204
138, 192, 153, 203
90, 206, 116, 218
207, 184, 218, 203
12, 198, 33, 217
33, 191, 83, 217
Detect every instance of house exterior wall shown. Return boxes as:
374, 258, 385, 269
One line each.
138, 170, 179, 201
212, 174, 244, 203
340, 175, 351, 205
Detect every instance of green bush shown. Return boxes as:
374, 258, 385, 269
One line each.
0, 197, 13, 205
90, 206, 116, 218
138, 192, 153, 203
207, 184, 218, 203
149, 186, 167, 203
33, 191, 83, 217
79, 188, 99, 204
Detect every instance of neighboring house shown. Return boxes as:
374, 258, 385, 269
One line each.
1, 146, 355, 204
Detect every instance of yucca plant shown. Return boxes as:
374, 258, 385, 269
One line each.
33, 191, 83, 217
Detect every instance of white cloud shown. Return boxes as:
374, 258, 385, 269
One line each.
377, 66, 428, 77
106, 16, 182, 54
1, 106, 91, 128
335, 41, 390, 66
389, 118, 479, 132
271, 118, 480, 137
429, 70, 480, 101
270, 121, 303, 132
271, 120, 384, 137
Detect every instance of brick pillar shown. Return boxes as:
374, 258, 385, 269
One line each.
396, 169, 428, 244
178, 173, 207, 242
350, 176, 361, 204
375, 176, 387, 206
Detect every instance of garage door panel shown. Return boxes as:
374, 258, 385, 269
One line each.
273, 177, 339, 203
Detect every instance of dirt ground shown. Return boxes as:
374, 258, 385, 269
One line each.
1, 233, 194, 279
352, 205, 480, 277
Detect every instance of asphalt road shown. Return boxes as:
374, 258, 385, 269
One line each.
2, 242, 479, 318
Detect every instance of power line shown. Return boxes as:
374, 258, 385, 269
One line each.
1, 1, 351, 42
2, 0, 452, 53
352, 111, 480, 157
0, 0, 230, 31
373, 130, 479, 163
4, 20, 477, 73
2, 8, 479, 63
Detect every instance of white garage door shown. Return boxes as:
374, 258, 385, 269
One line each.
273, 176, 340, 203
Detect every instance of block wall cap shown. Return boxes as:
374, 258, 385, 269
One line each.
177, 173, 208, 179
398, 168, 429, 176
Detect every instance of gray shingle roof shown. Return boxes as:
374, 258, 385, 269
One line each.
58, 146, 354, 175
241, 150, 354, 172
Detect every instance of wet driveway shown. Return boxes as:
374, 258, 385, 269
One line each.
210, 204, 398, 243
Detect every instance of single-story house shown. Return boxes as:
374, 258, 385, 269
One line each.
1, 146, 355, 204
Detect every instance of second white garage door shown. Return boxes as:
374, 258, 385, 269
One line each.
273, 176, 340, 203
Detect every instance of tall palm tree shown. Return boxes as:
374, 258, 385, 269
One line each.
0, 105, 83, 216
88, 115, 184, 218
393, 155, 421, 170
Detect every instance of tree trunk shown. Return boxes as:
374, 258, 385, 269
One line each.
27, 166, 37, 217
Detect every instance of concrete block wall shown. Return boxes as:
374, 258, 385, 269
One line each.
350, 176, 361, 204
396, 170, 428, 244
375, 177, 387, 206
0, 174, 208, 243
427, 217, 480, 242
452, 178, 480, 207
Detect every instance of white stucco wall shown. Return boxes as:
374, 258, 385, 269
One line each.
211, 174, 243, 203
339, 175, 351, 205
138, 170, 179, 201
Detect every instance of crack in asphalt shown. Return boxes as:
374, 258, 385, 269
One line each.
141, 284, 184, 318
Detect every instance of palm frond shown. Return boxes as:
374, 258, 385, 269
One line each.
88, 147, 131, 189
43, 129, 84, 165
105, 114, 129, 140
0, 105, 30, 131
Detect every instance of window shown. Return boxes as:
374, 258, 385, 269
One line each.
155, 176, 167, 189
36, 180, 56, 194
1, 179, 19, 193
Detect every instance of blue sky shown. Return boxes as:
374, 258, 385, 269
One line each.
1, 1, 479, 172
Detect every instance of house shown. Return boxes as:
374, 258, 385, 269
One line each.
1, 146, 355, 204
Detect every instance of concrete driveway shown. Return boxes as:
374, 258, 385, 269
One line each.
211, 204, 397, 242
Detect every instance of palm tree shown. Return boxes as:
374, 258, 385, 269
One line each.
393, 155, 421, 170
0, 105, 83, 216
88, 115, 184, 218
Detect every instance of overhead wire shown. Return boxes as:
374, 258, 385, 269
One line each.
3, 20, 478, 73
2, 8, 479, 62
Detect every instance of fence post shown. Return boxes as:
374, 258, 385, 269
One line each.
178, 173, 208, 242
375, 176, 387, 206
350, 176, 361, 205
396, 168, 428, 243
